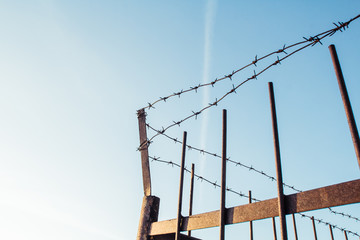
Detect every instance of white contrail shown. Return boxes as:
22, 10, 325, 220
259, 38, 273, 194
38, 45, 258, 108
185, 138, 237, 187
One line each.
199, 0, 217, 203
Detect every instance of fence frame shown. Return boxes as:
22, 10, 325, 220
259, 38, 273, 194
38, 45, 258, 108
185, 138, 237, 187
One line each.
136, 45, 360, 240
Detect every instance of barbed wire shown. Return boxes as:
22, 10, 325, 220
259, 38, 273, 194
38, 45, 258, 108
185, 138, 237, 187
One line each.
145, 124, 360, 223
150, 155, 359, 238
138, 14, 360, 112
298, 214, 360, 238
140, 13, 360, 238
327, 207, 360, 222
140, 15, 360, 150
149, 155, 261, 202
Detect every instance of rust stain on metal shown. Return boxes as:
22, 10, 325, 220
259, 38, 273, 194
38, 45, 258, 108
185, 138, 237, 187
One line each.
149, 179, 360, 235
137, 196, 160, 240
138, 109, 152, 196
176, 132, 188, 240
329, 44, 360, 169
268, 82, 288, 240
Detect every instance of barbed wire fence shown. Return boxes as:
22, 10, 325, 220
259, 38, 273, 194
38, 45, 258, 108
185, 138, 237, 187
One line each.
149, 156, 359, 238
145, 124, 360, 224
137, 14, 360, 239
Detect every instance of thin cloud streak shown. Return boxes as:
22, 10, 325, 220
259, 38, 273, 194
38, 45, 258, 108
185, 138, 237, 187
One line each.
199, 0, 217, 203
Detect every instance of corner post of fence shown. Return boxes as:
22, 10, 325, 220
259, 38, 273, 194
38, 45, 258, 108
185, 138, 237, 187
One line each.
249, 190, 253, 240
188, 163, 195, 237
137, 108, 152, 196
328, 44, 360, 169
136, 195, 160, 240
176, 131, 188, 240
220, 109, 227, 240
268, 82, 288, 240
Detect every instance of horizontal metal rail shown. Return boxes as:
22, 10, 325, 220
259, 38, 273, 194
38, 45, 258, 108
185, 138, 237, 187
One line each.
153, 233, 201, 240
149, 179, 360, 236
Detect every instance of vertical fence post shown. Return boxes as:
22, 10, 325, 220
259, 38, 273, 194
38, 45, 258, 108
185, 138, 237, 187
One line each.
176, 131, 188, 240
329, 44, 360, 169
292, 214, 298, 240
329, 225, 334, 240
249, 191, 253, 240
220, 109, 227, 240
137, 109, 152, 196
311, 217, 318, 240
343, 230, 348, 240
273, 217, 278, 240
188, 163, 195, 237
268, 82, 288, 240
136, 195, 160, 240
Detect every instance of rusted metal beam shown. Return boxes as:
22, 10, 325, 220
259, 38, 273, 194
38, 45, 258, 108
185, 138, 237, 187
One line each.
137, 195, 160, 240
153, 233, 201, 240
329, 44, 360, 169
149, 179, 360, 235
268, 82, 288, 240
176, 132, 188, 240
220, 109, 227, 240
137, 109, 152, 196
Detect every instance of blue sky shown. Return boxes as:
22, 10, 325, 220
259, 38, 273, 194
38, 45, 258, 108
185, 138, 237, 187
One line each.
0, 1, 359, 239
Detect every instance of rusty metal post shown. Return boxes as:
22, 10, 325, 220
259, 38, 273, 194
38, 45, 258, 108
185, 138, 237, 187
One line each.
176, 131, 188, 240
329, 225, 334, 240
137, 195, 160, 240
268, 82, 288, 240
249, 191, 253, 240
220, 109, 227, 240
311, 217, 318, 240
137, 109, 152, 196
329, 44, 360, 169
343, 231, 348, 240
272, 217, 278, 240
292, 214, 298, 240
188, 163, 195, 237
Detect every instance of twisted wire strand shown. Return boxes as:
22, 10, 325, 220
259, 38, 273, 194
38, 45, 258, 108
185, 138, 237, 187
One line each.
150, 155, 261, 202
141, 15, 360, 149
138, 14, 360, 112
151, 156, 359, 237
146, 124, 360, 223
298, 213, 360, 238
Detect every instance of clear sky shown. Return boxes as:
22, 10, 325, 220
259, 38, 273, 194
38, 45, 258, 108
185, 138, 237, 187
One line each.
0, 1, 359, 239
